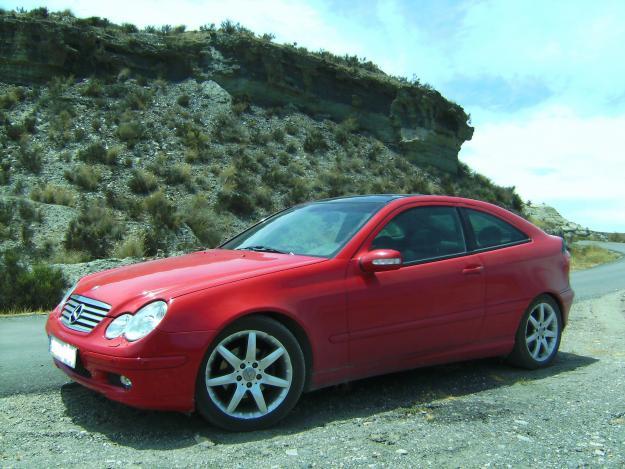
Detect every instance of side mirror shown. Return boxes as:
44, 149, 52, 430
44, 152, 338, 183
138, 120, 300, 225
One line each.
359, 249, 403, 273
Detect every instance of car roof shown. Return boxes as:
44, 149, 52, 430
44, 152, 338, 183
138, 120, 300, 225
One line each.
313, 194, 419, 204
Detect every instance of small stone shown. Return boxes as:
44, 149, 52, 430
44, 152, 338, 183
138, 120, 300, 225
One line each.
396, 449, 408, 455
514, 419, 528, 426
286, 449, 298, 457
594, 449, 605, 456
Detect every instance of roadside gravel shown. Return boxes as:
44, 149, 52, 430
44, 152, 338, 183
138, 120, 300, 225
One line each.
1, 292, 624, 467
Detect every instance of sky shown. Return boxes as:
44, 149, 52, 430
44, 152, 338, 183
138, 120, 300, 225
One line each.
3, 0, 625, 231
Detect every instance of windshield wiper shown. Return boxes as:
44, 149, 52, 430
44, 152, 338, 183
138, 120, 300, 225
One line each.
236, 245, 291, 254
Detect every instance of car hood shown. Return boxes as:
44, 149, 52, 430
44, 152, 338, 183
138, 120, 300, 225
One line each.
74, 249, 325, 310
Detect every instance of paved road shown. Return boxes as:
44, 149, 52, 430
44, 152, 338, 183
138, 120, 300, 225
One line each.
1, 241, 623, 397
571, 241, 625, 300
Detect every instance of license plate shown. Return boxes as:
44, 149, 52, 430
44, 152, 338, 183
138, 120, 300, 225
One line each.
49, 336, 77, 369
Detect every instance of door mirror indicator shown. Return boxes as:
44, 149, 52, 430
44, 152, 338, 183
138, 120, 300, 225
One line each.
360, 249, 403, 273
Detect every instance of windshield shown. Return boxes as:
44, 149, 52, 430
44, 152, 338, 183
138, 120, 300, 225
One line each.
221, 201, 386, 257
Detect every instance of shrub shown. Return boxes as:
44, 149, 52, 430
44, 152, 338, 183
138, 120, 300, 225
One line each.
117, 113, 144, 147
30, 184, 75, 206
0, 250, 67, 312
77, 141, 117, 165
64, 165, 101, 191
0, 161, 10, 185
64, 201, 123, 258
285, 141, 298, 154
163, 163, 192, 186
334, 117, 359, 145
6, 122, 25, 141
143, 190, 179, 229
129, 169, 159, 194
184, 195, 229, 247
120, 23, 139, 33
285, 120, 298, 135
0, 87, 24, 110
122, 87, 152, 111
18, 142, 43, 173
113, 233, 145, 258
213, 112, 248, 143
177, 94, 190, 107
49, 109, 74, 144
80, 78, 104, 97
17, 199, 42, 223
303, 128, 328, 153
272, 127, 285, 143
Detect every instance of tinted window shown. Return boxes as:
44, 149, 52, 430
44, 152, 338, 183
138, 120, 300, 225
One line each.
221, 201, 385, 257
371, 206, 466, 263
465, 209, 528, 249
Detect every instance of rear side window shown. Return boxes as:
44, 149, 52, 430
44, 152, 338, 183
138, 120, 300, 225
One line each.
372, 206, 466, 263
464, 209, 528, 250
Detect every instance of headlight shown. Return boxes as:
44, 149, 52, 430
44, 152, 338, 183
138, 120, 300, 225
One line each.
123, 301, 168, 342
105, 314, 132, 339
59, 282, 77, 307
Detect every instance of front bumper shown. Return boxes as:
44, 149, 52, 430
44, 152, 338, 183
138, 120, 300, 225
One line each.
46, 311, 215, 412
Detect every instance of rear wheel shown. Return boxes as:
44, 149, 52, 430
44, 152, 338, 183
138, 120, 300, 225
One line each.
196, 316, 305, 431
508, 295, 562, 369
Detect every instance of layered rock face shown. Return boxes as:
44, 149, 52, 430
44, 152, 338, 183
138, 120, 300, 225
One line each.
0, 14, 472, 171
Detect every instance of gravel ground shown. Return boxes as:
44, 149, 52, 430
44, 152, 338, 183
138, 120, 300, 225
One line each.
1, 292, 624, 468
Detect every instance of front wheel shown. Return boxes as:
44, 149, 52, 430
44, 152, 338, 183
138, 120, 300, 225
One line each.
508, 295, 563, 369
196, 316, 305, 431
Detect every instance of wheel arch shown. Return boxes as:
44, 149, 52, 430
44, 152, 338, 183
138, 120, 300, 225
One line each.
540, 291, 566, 328
214, 310, 314, 391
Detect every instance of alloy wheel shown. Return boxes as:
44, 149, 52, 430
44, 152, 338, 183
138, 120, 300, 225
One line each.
205, 330, 293, 419
524, 302, 559, 361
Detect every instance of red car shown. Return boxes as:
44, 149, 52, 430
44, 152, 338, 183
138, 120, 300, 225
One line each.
46, 195, 574, 431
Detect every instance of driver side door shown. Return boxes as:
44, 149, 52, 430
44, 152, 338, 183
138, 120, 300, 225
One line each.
345, 204, 486, 376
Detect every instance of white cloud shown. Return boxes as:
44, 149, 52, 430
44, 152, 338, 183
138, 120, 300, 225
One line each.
460, 106, 625, 231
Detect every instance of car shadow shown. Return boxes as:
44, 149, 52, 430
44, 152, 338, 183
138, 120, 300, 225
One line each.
60, 351, 597, 449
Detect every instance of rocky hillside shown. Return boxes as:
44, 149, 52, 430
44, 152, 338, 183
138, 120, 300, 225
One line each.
525, 202, 623, 242
0, 9, 524, 306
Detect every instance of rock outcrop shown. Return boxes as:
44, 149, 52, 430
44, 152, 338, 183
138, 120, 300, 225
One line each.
525, 202, 606, 241
0, 12, 472, 171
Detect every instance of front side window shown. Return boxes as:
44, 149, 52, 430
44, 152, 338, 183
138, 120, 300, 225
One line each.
222, 201, 386, 257
464, 209, 528, 249
371, 206, 466, 263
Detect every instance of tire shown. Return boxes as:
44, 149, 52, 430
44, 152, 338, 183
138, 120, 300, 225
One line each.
195, 315, 305, 431
507, 295, 563, 369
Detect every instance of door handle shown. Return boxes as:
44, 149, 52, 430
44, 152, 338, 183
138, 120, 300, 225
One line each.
462, 264, 484, 275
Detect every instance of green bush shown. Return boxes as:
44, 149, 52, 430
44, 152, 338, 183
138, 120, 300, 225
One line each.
80, 78, 104, 97
129, 169, 159, 194
213, 112, 248, 143
117, 113, 144, 147
77, 141, 117, 165
18, 142, 43, 173
177, 94, 190, 107
0, 250, 67, 312
113, 233, 145, 258
0, 87, 25, 110
303, 128, 328, 153
30, 184, 75, 206
64, 202, 123, 258
65, 165, 101, 191
184, 195, 230, 247
6, 122, 25, 141
163, 163, 192, 186
143, 190, 179, 229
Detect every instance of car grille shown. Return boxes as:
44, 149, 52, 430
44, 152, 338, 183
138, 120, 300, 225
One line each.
61, 294, 111, 333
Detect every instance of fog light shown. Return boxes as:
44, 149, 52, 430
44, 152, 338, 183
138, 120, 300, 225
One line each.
120, 375, 132, 389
